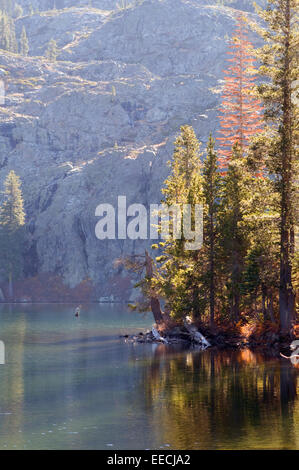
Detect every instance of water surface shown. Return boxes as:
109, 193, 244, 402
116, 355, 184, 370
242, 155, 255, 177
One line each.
0, 303, 298, 450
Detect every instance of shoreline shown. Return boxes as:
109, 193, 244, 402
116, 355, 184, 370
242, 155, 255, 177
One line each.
0, 300, 129, 305
1, 302, 296, 356
120, 324, 297, 356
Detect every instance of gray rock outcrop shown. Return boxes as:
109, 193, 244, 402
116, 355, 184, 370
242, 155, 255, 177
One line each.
0, 0, 258, 299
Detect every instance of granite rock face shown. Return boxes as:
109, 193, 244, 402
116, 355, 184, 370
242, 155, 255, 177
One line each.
18, 0, 118, 13
17, 0, 259, 14
0, 0, 256, 300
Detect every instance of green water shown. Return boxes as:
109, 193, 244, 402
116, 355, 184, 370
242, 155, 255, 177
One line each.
0, 303, 298, 450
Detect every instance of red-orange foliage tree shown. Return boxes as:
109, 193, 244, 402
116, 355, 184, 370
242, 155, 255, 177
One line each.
217, 16, 264, 169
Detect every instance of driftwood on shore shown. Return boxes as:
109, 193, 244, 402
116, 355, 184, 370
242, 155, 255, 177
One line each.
144, 251, 211, 349
152, 327, 169, 344
121, 321, 211, 349
280, 341, 299, 364
183, 318, 211, 349
280, 353, 299, 359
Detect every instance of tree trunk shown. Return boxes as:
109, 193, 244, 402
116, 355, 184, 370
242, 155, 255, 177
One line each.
262, 285, 267, 321
145, 250, 164, 324
233, 292, 240, 323
183, 318, 210, 349
267, 292, 275, 323
231, 245, 242, 323
209, 215, 215, 326
210, 269, 215, 326
192, 284, 201, 319
279, 0, 295, 334
232, 268, 240, 323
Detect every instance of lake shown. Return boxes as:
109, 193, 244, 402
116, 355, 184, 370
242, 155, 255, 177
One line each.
0, 303, 298, 450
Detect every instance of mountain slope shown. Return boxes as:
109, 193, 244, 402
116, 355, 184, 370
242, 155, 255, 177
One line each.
0, 0, 257, 300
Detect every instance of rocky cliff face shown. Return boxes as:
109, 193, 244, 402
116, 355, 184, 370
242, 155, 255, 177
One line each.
17, 0, 259, 14
0, 0, 256, 300
18, 0, 117, 13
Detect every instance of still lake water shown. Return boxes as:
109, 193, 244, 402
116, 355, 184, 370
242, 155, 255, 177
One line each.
0, 303, 298, 450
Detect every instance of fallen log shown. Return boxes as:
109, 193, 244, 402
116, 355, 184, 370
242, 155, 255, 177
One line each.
152, 327, 169, 344
183, 318, 210, 349
280, 353, 299, 359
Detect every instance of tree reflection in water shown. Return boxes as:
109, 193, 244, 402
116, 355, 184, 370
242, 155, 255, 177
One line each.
140, 346, 298, 449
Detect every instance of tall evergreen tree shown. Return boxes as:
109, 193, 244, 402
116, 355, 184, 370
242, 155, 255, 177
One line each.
125, 126, 203, 323
217, 15, 264, 169
218, 144, 250, 322
45, 39, 58, 61
241, 175, 280, 320
253, 0, 298, 333
153, 125, 203, 320
202, 135, 222, 325
13, 4, 23, 19
20, 26, 29, 56
0, 0, 13, 15
0, 171, 25, 299
0, 10, 18, 53
162, 125, 202, 206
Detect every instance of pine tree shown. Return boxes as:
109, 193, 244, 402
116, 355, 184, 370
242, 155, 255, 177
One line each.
155, 125, 203, 320
13, 4, 23, 19
45, 39, 58, 61
241, 175, 280, 321
217, 15, 264, 169
125, 126, 203, 323
0, 0, 13, 15
218, 144, 250, 322
162, 125, 202, 206
0, 11, 18, 53
20, 26, 29, 56
202, 135, 222, 325
0, 171, 25, 299
253, 0, 298, 333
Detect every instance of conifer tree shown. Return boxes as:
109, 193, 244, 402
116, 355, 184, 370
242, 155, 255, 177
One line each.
0, 171, 25, 299
20, 26, 29, 56
125, 126, 202, 323
13, 4, 23, 19
45, 39, 58, 61
217, 15, 264, 169
218, 144, 250, 322
253, 0, 298, 333
0, 1, 23, 18
241, 175, 280, 320
162, 125, 202, 206
202, 135, 222, 325
0, 10, 18, 53
0, 0, 13, 15
154, 125, 203, 320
